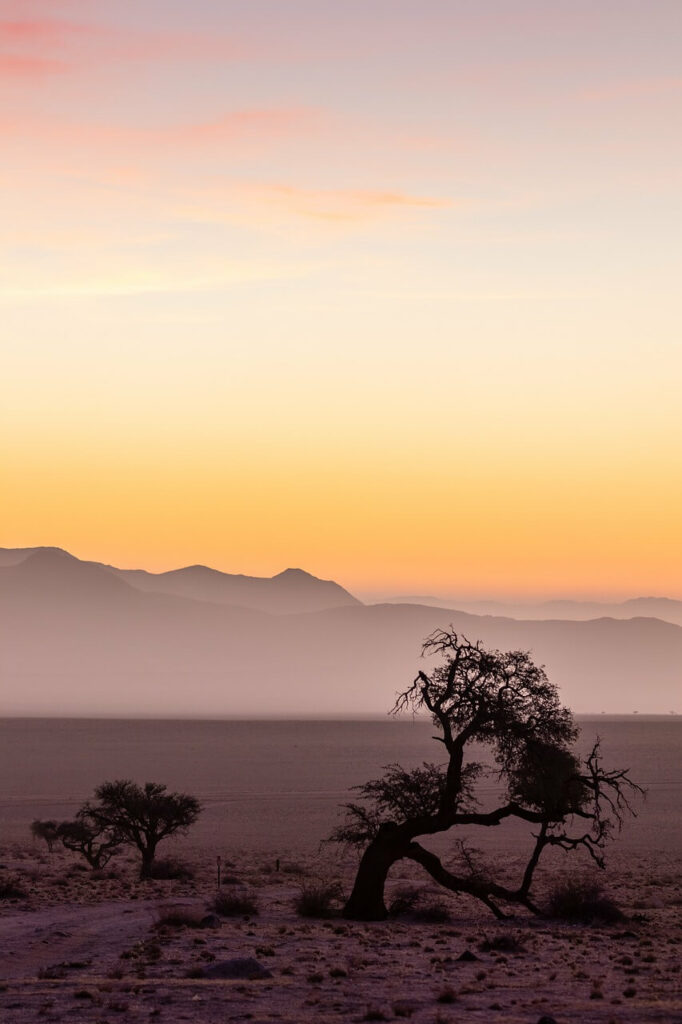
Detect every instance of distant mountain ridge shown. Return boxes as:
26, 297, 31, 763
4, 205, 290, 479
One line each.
379, 594, 682, 629
0, 547, 360, 615
1, 547, 681, 715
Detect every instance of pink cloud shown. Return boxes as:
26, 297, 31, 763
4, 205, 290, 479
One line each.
0, 53, 65, 75
0, 11, 261, 83
0, 106, 325, 155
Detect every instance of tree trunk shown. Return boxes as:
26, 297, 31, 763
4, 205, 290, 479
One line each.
343, 831, 406, 920
140, 845, 156, 880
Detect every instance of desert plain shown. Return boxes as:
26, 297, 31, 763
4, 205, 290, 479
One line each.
1, 838, 680, 1024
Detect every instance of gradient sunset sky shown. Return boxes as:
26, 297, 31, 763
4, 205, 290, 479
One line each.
2, 0, 681, 599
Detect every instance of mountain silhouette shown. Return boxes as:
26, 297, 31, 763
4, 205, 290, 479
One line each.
383, 594, 682, 629
1, 548, 680, 715
111, 560, 359, 614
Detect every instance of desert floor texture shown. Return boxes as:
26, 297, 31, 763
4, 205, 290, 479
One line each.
1, 842, 680, 1024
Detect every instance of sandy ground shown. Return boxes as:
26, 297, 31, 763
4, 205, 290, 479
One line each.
1, 842, 681, 1023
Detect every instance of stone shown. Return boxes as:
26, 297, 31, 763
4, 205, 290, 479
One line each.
200, 958, 273, 980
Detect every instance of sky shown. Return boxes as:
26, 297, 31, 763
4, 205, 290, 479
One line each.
2, 0, 681, 599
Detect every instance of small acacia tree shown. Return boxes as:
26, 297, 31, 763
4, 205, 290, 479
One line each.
32, 813, 121, 868
56, 811, 122, 869
333, 630, 641, 921
30, 819, 59, 852
83, 781, 201, 879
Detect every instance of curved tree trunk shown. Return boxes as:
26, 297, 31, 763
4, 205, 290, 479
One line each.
343, 830, 407, 920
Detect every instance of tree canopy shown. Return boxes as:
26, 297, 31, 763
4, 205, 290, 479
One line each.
84, 780, 201, 878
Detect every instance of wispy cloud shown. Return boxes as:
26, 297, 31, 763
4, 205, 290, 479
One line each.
176, 181, 452, 229
0, 13, 249, 81
249, 184, 450, 222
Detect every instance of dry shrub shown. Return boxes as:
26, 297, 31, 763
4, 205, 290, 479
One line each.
154, 905, 205, 929
547, 877, 624, 924
479, 931, 526, 953
0, 877, 28, 900
294, 880, 343, 919
148, 858, 194, 881
281, 861, 307, 876
211, 889, 259, 916
388, 885, 422, 917
414, 900, 451, 923
388, 885, 450, 922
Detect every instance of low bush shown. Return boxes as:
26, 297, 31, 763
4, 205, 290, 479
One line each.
479, 932, 526, 953
0, 877, 28, 900
294, 881, 343, 919
412, 900, 451, 924
388, 885, 450, 922
211, 890, 259, 917
148, 858, 194, 881
154, 906, 205, 929
388, 885, 422, 917
547, 877, 624, 924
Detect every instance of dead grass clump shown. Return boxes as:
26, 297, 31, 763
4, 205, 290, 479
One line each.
388, 885, 422, 917
294, 881, 343, 919
90, 868, 120, 882
547, 878, 624, 924
211, 890, 259, 917
479, 932, 526, 954
154, 906, 205, 929
412, 899, 451, 923
148, 858, 194, 881
281, 861, 307, 876
0, 876, 28, 900
388, 885, 451, 923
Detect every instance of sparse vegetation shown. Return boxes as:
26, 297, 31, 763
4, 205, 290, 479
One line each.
388, 885, 423, 917
411, 899, 451, 923
0, 876, 28, 900
388, 885, 450, 921
30, 819, 59, 852
147, 857, 194, 881
547, 877, 624, 924
154, 906, 205, 929
479, 932, 526, 953
294, 880, 343, 918
436, 986, 457, 1003
211, 889, 259, 916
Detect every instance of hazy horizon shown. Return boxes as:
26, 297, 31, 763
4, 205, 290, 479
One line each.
4, 543, 682, 606
2, 546, 681, 716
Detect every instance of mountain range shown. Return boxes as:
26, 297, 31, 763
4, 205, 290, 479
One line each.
1, 547, 680, 716
380, 594, 682, 629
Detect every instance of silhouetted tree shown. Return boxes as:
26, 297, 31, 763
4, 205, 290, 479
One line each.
333, 630, 641, 921
56, 811, 122, 869
83, 781, 201, 879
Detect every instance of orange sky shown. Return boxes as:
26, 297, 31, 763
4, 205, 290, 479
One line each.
2, 1, 681, 598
